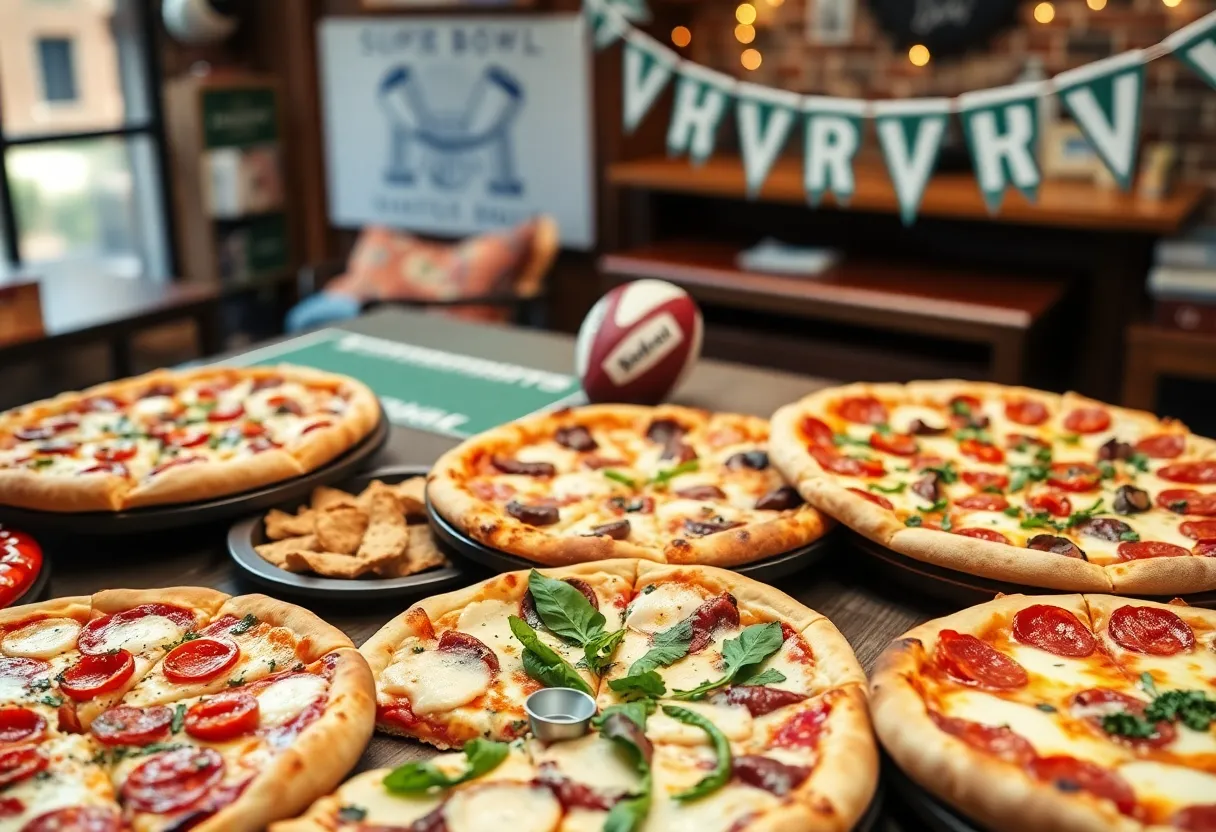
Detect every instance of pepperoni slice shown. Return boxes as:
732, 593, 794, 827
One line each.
962, 471, 1008, 491
436, 631, 500, 674
1047, 463, 1101, 493
1005, 399, 1049, 426
688, 594, 741, 653
800, 417, 835, 449
1028, 491, 1072, 518
162, 638, 240, 683
0, 797, 20, 818
122, 747, 225, 814
1070, 688, 1175, 748
207, 404, 244, 422
732, 755, 811, 797
59, 650, 135, 700
1063, 408, 1112, 435
0, 658, 49, 686
520, 578, 599, 629
1026, 756, 1135, 816
848, 488, 893, 510
870, 432, 918, 456
301, 421, 333, 436
166, 428, 209, 449
78, 603, 195, 655
90, 705, 172, 747
935, 630, 1028, 689
22, 806, 122, 832
950, 394, 983, 415
955, 528, 1010, 544
1158, 461, 1216, 485
1117, 541, 1190, 561
835, 396, 888, 425
928, 711, 1036, 765
1108, 605, 1195, 655
1174, 805, 1216, 832
956, 493, 1009, 512
1135, 433, 1185, 459
0, 746, 46, 787
183, 693, 259, 742
810, 446, 886, 478
0, 708, 45, 744
94, 443, 137, 463
1195, 541, 1216, 557
771, 700, 831, 749
1012, 605, 1096, 657
1181, 520, 1216, 541
1157, 489, 1216, 516
720, 685, 808, 718
34, 441, 78, 456
959, 438, 1004, 464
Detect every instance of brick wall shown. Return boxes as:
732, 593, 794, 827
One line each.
679, 0, 1216, 221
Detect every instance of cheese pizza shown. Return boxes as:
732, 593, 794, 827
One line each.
871, 594, 1216, 832
770, 381, 1216, 594
346, 560, 876, 832
0, 365, 380, 512
427, 405, 830, 567
0, 588, 375, 831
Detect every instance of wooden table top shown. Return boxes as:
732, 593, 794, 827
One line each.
36, 309, 930, 824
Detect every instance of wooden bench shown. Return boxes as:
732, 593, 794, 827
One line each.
1122, 323, 1216, 411
599, 240, 1068, 384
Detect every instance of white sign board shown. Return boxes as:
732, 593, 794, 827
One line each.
318, 16, 595, 249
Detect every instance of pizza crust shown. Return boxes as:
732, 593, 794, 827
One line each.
0, 467, 128, 512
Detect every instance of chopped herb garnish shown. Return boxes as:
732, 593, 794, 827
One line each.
953, 427, 993, 444
229, 614, 258, 635
28, 678, 51, 693
951, 400, 972, 417
1169, 500, 1190, 513
1119, 530, 1141, 542
31, 458, 54, 469
1034, 446, 1054, 464
904, 516, 923, 528
1020, 512, 1062, 531
982, 485, 1005, 495
227, 674, 246, 687
920, 498, 949, 514
832, 433, 871, 448
603, 470, 637, 489
337, 806, 368, 822
1036, 703, 1057, 713
411, 645, 425, 654
1127, 452, 1150, 472
867, 482, 907, 495
1009, 464, 1049, 493
1003, 506, 1022, 517
1064, 498, 1106, 528
40, 695, 62, 708
919, 461, 959, 484
1097, 461, 1116, 480
171, 704, 186, 733
1061, 434, 1081, 446
940, 514, 954, 532
647, 460, 699, 489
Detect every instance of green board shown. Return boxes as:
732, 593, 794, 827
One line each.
222, 329, 584, 438
202, 87, 279, 149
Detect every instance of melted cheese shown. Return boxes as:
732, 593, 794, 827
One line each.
455, 601, 523, 668
646, 700, 753, 745
531, 735, 642, 794
1117, 761, 1216, 814
626, 584, 707, 634
758, 638, 820, 696
91, 615, 183, 655
445, 785, 561, 832
1004, 644, 1121, 692
551, 472, 618, 502
1101, 627, 1216, 693
380, 651, 491, 714
888, 405, 947, 435
646, 747, 777, 832
130, 396, 174, 417
2, 619, 81, 660
1, 735, 114, 831
256, 674, 328, 728
335, 769, 442, 826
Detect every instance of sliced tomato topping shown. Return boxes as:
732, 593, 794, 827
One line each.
122, 747, 225, 814
207, 404, 244, 422
74, 397, 121, 414
0, 745, 46, 787
301, 420, 333, 435
1028, 491, 1072, 518
1158, 460, 1216, 485
78, 603, 195, 655
162, 638, 240, 683
252, 375, 284, 392
959, 438, 1004, 464
1181, 519, 1216, 541
1174, 805, 1216, 832
1063, 407, 1111, 435
60, 650, 134, 701
935, 630, 1028, 689
1157, 489, 1216, 516
90, 705, 172, 747
0, 708, 45, 744
810, 446, 885, 478
166, 428, 209, 448
1026, 756, 1135, 815
1108, 605, 1195, 655
240, 422, 266, 438
1005, 398, 1049, 426
962, 471, 1008, 491
0, 798, 21, 818
183, 693, 259, 742
22, 806, 122, 832
800, 417, 835, 449
956, 493, 1009, 512
869, 431, 918, 456
149, 455, 204, 477
94, 443, 137, 463
835, 396, 888, 425
949, 394, 983, 416
0, 658, 49, 685
0, 533, 42, 608
955, 528, 1010, 544
267, 396, 302, 415
1117, 541, 1190, 561
1134, 433, 1185, 459
1047, 463, 1101, 493
770, 700, 831, 749
80, 463, 128, 478
1012, 605, 1095, 657
847, 488, 893, 510
928, 711, 1036, 765
1070, 688, 1175, 748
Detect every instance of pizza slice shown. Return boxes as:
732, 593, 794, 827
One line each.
0, 733, 120, 830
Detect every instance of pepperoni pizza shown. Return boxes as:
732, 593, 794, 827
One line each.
871, 594, 1216, 831
0, 588, 374, 831
0, 365, 380, 512
770, 381, 1216, 594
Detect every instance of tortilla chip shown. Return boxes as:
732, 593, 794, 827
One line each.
356, 480, 398, 513
357, 491, 409, 569
314, 505, 369, 555
374, 525, 448, 577
392, 477, 427, 516
311, 485, 357, 512
283, 549, 374, 579
264, 508, 315, 540
254, 535, 319, 569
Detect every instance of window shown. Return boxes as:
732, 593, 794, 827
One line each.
37, 38, 76, 103
0, 0, 172, 280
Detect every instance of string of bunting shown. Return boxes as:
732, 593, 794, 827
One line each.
586, 0, 1216, 224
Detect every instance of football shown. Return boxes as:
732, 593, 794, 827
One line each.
575, 280, 703, 404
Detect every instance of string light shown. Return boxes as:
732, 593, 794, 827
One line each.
1162, 0, 1182, 7
766, 0, 785, 6
735, 23, 756, 44
671, 26, 691, 47
1034, 2, 1055, 23
741, 48, 762, 70
736, 3, 757, 25
1087, 0, 1106, 9
908, 44, 931, 66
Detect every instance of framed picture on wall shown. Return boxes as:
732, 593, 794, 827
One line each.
806, 0, 857, 44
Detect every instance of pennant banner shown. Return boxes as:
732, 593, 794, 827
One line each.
802, 97, 866, 206
622, 33, 676, 134
1165, 10, 1216, 90
873, 99, 951, 225
1055, 51, 1145, 191
666, 64, 734, 166
958, 81, 1044, 212
737, 84, 801, 195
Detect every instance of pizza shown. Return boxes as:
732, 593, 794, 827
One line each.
770, 381, 1216, 595
870, 594, 1216, 832
0, 587, 375, 831
427, 404, 830, 567
343, 559, 877, 832
0, 365, 380, 512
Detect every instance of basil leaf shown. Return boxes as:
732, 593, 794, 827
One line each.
1119, 530, 1141, 542
1102, 711, 1156, 739
230, 614, 258, 635
609, 670, 667, 699
918, 462, 958, 484
604, 788, 652, 832
648, 460, 699, 488
593, 700, 656, 731
1140, 672, 1158, 697
171, 704, 186, 734
904, 516, 923, 528
383, 738, 509, 792
1009, 465, 1048, 493
508, 616, 593, 696
740, 668, 786, 686
1127, 452, 1150, 473
336, 805, 367, 822
672, 622, 784, 700
1034, 446, 1054, 464
603, 470, 637, 489
1064, 498, 1106, 528
585, 628, 626, 674
1019, 512, 1062, 531
662, 705, 732, 801
527, 570, 606, 646
627, 618, 693, 677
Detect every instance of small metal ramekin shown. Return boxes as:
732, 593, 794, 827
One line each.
524, 688, 596, 742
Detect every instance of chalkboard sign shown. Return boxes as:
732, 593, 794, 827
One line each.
868, 0, 1019, 55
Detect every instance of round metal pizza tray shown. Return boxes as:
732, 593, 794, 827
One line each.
227, 465, 468, 601
0, 409, 391, 536
850, 533, 1216, 609
426, 492, 843, 580
884, 753, 982, 832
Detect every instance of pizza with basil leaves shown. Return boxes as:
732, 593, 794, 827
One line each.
771, 381, 1216, 594
0, 588, 374, 831
346, 559, 876, 832
871, 593, 1216, 832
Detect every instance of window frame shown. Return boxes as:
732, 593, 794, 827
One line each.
0, 0, 177, 277
36, 36, 78, 104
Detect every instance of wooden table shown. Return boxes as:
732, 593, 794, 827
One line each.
36, 309, 929, 823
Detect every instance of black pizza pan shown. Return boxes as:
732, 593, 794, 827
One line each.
426, 492, 842, 580
850, 533, 1216, 609
0, 410, 390, 536
228, 465, 468, 600
884, 753, 983, 832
